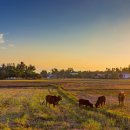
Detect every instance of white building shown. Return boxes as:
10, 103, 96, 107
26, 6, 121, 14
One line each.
96, 73, 106, 78
122, 73, 130, 79
70, 72, 79, 75
47, 74, 57, 79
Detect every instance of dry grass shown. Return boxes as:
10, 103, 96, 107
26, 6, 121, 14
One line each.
0, 79, 130, 129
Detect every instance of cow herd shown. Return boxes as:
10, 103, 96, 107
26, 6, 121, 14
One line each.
45, 91, 125, 108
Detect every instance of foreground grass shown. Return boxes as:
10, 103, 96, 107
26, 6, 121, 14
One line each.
58, 85, 130, 129
0, 80, 130, 129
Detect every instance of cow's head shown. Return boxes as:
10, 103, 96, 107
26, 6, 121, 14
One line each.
57, 96, 62, 101
95, 103, 99, 108
90, 103, 93, 108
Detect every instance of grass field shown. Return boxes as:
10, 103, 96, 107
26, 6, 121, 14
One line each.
0, 79, 130, 130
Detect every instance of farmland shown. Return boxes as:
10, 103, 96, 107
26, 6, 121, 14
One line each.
0, 79, 130, 130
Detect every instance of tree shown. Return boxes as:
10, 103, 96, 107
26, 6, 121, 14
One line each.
64, 68, 74, 78
0, 64, 7, 79
40, 70, 47, 78
6, 63, 16, 77
51, 68, 58, 74
51, 68, 59, 78
58, 69, 65, 78
16, 62, 26, 78
24, 65, 36, 79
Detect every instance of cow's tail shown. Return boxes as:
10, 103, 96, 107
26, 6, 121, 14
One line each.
40, 98, 46, 105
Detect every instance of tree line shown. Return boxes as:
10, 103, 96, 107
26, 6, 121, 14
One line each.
0, 62, 40, 79
41, 66, 130, 79
0, 62, 130, 79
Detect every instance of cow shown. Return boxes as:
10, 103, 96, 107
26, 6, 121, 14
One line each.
79, 99, 93, 108
46, 95, 62, 107
118, 91, 125, 106
95, 96, 106, 108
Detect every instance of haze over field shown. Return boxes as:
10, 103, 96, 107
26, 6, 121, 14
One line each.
0, 0, 130, 71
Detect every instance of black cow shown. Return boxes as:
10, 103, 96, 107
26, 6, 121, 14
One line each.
95, 96, 106, 108
79, 99, 93, 108
46, 95, 62, 107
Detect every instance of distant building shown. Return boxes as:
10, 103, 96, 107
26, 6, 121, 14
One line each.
6, 77, 16, 80
95, 73, 106, 79
70, 72, 79, 75
121, 73, 130, 79
47, 74, 57, 79
6, 77, 23, 80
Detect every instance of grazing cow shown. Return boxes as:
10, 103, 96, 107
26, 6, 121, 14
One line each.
95, 96, 106, 108
46, 95, 62, 107
79, 99, 93, 108
118, 91, 125, 106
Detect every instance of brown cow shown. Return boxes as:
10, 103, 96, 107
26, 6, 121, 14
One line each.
46, 95, 62, 107
79, 99, 93, 108
118, 91, 125, 106
95, 96, 106, 108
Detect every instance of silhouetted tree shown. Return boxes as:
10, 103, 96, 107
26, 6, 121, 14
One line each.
40, 70, 48, 78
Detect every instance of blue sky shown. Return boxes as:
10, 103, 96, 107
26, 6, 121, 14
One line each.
0, 0, 130, 71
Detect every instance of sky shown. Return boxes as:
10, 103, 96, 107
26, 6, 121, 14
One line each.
0, 0, 130, 72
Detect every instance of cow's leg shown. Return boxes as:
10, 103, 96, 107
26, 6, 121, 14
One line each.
122, 100, 124, 106
46, 101, 47, 107
118, 99, 120, 105
120, 101, 122, 105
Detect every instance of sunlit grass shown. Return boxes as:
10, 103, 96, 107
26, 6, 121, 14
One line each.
0, 79, 130, 129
